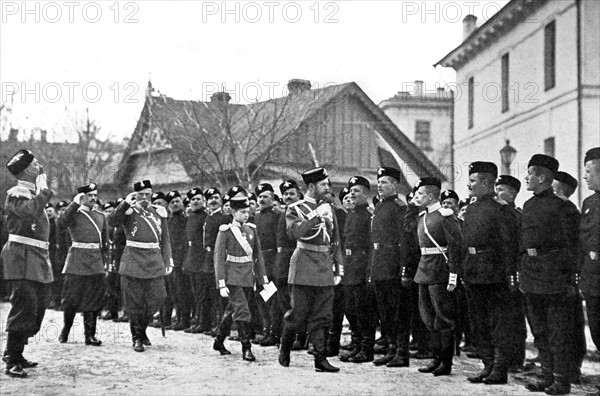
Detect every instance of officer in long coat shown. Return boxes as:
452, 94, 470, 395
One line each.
58, 183, 108, 346
107, 180, 173, 352
1, 149, 53, 378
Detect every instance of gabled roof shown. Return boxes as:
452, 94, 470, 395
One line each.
435, 0, 547, 70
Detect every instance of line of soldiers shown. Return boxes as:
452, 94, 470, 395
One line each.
2, 147, 599, 395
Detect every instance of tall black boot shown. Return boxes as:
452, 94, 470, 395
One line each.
544, 374, 571, 395
467, 347, 494, 383
84, 312, 102, 346
313, 328, 340, 373
213, 318, 232, 355
418, 331, 441, 373
387, 343, 410, 368
4, 332, 27, 378
483, 348, 508, 384
59, 307, 77, 343
279, 327, 294, 367
130, 316, 144, 352
239, 321, 255, 361
373, 339, 396, 366
432, 331, 454, 376
525, 366, 554, 392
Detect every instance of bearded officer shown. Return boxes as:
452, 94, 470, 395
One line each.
107, 180, 173, 352
58, 183, 108, 346
1, 149, 53, 378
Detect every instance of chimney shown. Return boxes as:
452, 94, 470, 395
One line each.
414, 80, 424, 97
287, 79, 311, 96
211, 91, 231, 104
8, 128, 18, 142
40, 129, 47, 142
463, 15, 477, 40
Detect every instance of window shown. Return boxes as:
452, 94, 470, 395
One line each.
415, 120, 432, 151
544, 21, 556, 91
501, 53, 509, 112
468, 77, 474, 129
544, 137, 555, 157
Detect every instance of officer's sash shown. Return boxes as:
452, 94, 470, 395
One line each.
140, 214, 160, 243
78, 208, 103, 244
231, 225, 253, 257
423, 213, 449, 262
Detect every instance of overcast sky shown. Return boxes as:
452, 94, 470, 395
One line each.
1, 0, 509, 142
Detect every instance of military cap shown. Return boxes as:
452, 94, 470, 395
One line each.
440, 190, 459, 202
227, 185, 247, 199
528, 154, 559, 175
414, 177, 441, 190
151, 192, 165, 202
496, 175, 521, 192
77, 183, 97, 194
458, 198, 470, 209
376, 167, 401, 182
584, 147, 600, 164
273, 194, 281, 203
102, 201, 116, 210
6, 149, 35, 176
187, 188, 202, 200
45, 202, 54, 209
166, 191, 182, 203
338, 187, 350, 203
248, 193, 257, 202
255, 183, 274, 196
469, 161, 498, 178
203, 187, 221, 200
115, 197, 125, 205
134, 180, 152, 191
555, 171, 578, 190
406, 192, 414, 202
348, 176, 371, 190
372, 196, 380, 206
183, 197, 190, 206
230, 195, 250, 210
56, 200, 69, 209
301, 167, 329, 184
279, 180, 299, 195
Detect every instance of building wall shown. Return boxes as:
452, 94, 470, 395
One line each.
452, 0, 599, 206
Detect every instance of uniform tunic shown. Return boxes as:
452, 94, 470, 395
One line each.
370, 196, 405, 281
202, 208, 231, 274
167, 210, 189, 323
580, 191, 600, 350
1, 181, 53, 337
254, 207, 278, 278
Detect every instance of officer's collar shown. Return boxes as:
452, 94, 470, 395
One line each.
18, 180, 36, 192
210, 207, 222, 215
193, 207, 206, 214
427, 201, 441, 213
381, 194, 397, 202
78, 204, 91, 212
534, 187, 554, 197
232, 220, 243, 228
353, 203, 369, 211
304, 195, 317, 205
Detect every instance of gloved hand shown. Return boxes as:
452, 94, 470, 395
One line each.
35, 171, 48, 192
125, 192, 136, 205
447, 273, 457, 292
165, 258, 174, 275
507, 274, 519, 292
74, 193, 85, 205
401, 276, 412, 288
315, 203, 332, 219
334, 275, 342, 286
219, 287, 230, 298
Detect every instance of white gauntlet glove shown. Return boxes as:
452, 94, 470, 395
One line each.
447, 273, 457, 292
35, 173, 48, 193
74, 193, 85, 205
316, 203, 332, 219
125, 192, 136, 205
219, 287, 230, 298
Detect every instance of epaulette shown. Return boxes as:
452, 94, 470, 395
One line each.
288, 200, 304, 208
6, 185, 32, 200
219, 224, 231, 232
152, 205, 168, 218
394, 198, 406, 207
246, 222, 256, 229
438, 208, 454, 217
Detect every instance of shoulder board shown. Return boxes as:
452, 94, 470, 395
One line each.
219, 224, 231, 232
288, 200, 304, 208
393, 198, 406, 207
246, 222, 256, 228
152, 205, 168, 218
6, 185, 32, 199
438, 208, 454, 217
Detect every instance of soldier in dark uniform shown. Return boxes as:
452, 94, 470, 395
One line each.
253, 183, 280, 346
412, 177, 466, 377
163, 190, 189, 330
107, 180, 173, 352
101, 201, 120, 321
54, 200, 71, 309
553, 171, 587, 384
58, 183, 108, 346
112, 198, 128, 323
44, 203, 58, 309
278, 167, 343, 373
151, 192, 168, 210
495, 175, 528, 371
339, 176, 376, 363
520, 155, 577, 395
581, 148, 600, 356
212, 195, 269, 361
460, 162, 519, 385
1, 149, 53, 378
200, 188, 231, 336
370, 167, 411, 368
340, 187, 353, 211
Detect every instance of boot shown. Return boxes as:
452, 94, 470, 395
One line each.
340, 331, 358, 350
213, 330, 231, 356
291, 332, 307, 350
279, 329, 294, 367
141, 329, 152, 346
525, 367, 553, 392
326, 331, 341, 357
130, 317, 144, 352
239, 322, 255, 361
349, 342, 374, 363
339, 343, 361, 362
84, 312, 102, 346
467, 348, 494, 383
59, 307, 77, 343
544, 375, 571, 395
4, 333, 27, 378
387, 344, 410, 368
432, 331, 453, 376
313, 329, 339, 373
260, 327, 279, 347
483, 349, 508, 385
373, 342, 396, 366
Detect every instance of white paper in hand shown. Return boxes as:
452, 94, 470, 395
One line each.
260, 281, 277, 302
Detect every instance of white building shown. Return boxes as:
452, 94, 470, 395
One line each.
436, 0, 600, 206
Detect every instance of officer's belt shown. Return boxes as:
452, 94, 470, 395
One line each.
126, 241, 159, 249
205, 247, 212, 252
71, 242, 101, 250
277, 247, 295, 253
8, 234, 49, 250
526, 248, 564, 257
262, 248, 277, 253
227, 254, 253, 263
345, 248, 368, 256
297, 241, 329, 253
421, 247, 448, 255
467, 247, 494, 255
588, 251, 598, 260
372, 243, 397, 250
